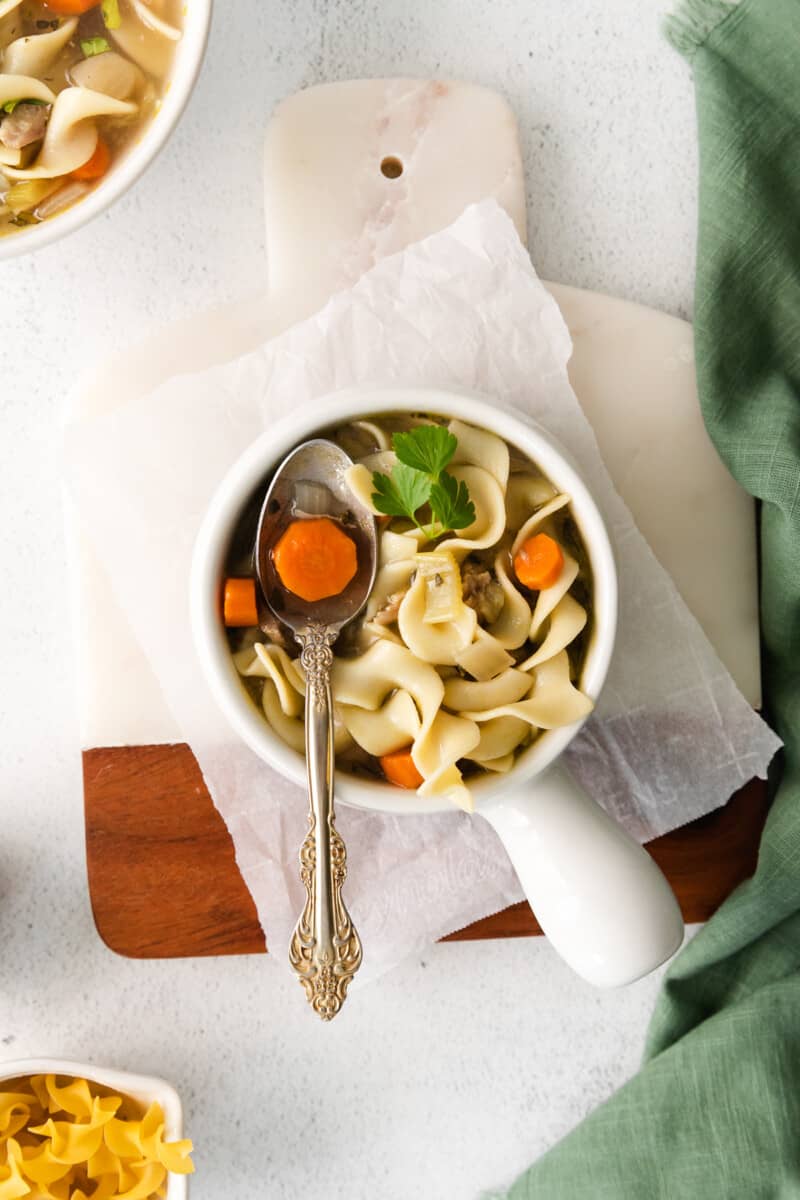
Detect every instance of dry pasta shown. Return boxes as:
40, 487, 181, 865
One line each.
0, 1074, 193, 1200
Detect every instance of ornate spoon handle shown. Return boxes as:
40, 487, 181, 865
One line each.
289, 625, 362, 1020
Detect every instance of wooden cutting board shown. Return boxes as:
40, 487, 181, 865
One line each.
84, 748, 767, 957
74, 80, 765, 958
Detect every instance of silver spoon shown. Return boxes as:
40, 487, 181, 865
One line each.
255, 438, 377, 1020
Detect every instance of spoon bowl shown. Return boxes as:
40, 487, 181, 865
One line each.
255, 438, 377, 632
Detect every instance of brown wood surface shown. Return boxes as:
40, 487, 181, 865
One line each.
83, 744, 769, 958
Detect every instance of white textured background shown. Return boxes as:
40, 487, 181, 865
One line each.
0, 2, 697, 1197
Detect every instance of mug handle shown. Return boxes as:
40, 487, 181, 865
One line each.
480, 763, 684, 987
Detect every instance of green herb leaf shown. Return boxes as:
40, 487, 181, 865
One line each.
371, 424, 476, 537
371, 464, 432, 522
81, 36, 110, 56
392, 425, 457, 480
429, 470, 476, 532
101, 0, 121, 30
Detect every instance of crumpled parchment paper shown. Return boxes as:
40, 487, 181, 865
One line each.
64, 201, 780, 979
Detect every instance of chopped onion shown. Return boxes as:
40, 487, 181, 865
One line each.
69, 50, 144, 101
34, 179, 90, 220
4, 175, 59, 213
292, 480, 334, 516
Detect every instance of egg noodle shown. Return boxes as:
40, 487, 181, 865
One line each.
232, 417, 593, 811
0, 1074, 193, 1200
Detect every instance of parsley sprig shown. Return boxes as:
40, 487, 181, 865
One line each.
371, 424, 476, 538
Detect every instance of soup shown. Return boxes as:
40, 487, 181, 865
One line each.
224, 416, 594, 812
0, 0, 182, 235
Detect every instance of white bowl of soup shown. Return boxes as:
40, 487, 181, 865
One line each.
0, 0, 210, 256
191, 386, 684, 987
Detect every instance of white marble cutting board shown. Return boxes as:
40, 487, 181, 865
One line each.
69, 79, 759, 749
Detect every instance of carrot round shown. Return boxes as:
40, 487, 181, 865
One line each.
42, 0, 100, 14
223, 577, 259, 627
273, 517, 357, 603
513, 532, 564, 590
72, 137, 111, 181
380, 747, 424, 790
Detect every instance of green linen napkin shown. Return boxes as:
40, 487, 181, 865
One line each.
503, 1, 800, 1196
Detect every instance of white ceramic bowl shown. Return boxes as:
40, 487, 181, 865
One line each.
0, 0, 212, 261
192, 385, 684, 986
192, 387, 616, 813
0, 1057, 188, 1198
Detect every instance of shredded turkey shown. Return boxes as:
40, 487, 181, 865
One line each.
258, 608, 293, 652
372, 589, 408, 625
0, 102, 50, 150
461, 559, 504, 625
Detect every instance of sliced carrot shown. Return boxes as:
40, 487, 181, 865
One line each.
72, 137, 111, 181
42, 0, 100, 13
380, 747, 424, 790
513, 532, 564, 591
223, 577, 259, 627
273, 517, 357, 603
